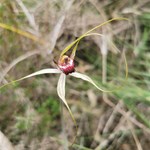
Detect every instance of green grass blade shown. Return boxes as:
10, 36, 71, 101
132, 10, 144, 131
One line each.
0, 23, 46, 44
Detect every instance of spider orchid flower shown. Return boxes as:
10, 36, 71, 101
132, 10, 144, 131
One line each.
0, 54, 111, 126
0, 17, 128, 146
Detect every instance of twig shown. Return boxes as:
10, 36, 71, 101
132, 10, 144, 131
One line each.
115, 109, 143, 150
103, 97, 150, 133
95, 130, 122, 150
103, 102, 122, 133
127, 119, 143, 150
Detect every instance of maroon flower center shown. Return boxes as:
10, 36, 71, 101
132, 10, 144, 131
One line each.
58, 55, 75, 75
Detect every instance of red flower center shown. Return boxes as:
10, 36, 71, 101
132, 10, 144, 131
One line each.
58, 55, 75, 75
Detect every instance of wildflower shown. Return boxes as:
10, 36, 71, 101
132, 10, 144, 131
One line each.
0, 18, 128, 145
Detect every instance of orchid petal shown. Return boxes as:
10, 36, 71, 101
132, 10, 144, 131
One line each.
57, 73, 77, 146
70, 72, 113, 92
0, 68, 61, 90
60, 17, 129, 57
71, 33, 103, 58
57, 73, 66, 104
20, 68, 61, 79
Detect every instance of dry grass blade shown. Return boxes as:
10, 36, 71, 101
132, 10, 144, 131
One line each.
127, 121, 143, 150
15, 0, 38, 31
0, 23, 45, 44
47, 0, 74, 53
0, 50, 41, 83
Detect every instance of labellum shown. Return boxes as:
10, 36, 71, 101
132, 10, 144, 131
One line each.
58, 55, 75, 75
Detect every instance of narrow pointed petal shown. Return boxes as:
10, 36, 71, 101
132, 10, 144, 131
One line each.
57, 73, 77, 145
0, 69, 61, 90
57, 73, 66, 104
21, 68, 61, 79
60, 18, 128, 57
57, 73, 73, 118
70, 72, 112, 92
